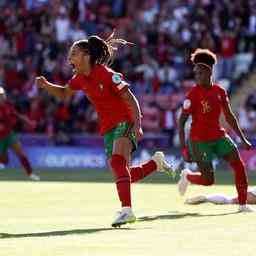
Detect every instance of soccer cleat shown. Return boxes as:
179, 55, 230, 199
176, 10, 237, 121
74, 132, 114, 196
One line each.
111, 207, 136, 228
29, 173, 40, 181
152, 151, 175, 177
185, 195, 207, 204
178, 169, 191, 196
238, 204, 256, 213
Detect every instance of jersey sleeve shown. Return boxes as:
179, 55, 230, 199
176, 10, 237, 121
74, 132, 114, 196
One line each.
68, 74, 82, 91
182, 90, 194, 115
219, 87, 230, 105
101, 66, 129, 95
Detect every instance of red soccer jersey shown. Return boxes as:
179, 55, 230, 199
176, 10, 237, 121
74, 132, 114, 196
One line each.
0, 101, 17, 139
68, 64, 133, 135
182, 84, 229, 141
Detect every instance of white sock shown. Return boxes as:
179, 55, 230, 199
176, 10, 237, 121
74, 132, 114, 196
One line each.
122, 207, 132, 212
205, 194, 233, 204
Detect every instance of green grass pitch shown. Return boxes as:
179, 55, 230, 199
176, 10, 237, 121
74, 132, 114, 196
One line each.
0, 168, 255, 256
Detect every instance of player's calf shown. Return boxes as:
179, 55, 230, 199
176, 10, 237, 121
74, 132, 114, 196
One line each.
187, 171, 214, 186
229, 159, 248, 205
110, 154, 131, 207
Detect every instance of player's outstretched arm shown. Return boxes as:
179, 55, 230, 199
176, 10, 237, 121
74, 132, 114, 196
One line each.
120, 88, 143, 139
35, 76, 75, 101
222, 102, 252, 150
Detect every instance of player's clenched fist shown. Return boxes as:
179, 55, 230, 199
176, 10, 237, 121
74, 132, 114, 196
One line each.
35, 76, 48, 88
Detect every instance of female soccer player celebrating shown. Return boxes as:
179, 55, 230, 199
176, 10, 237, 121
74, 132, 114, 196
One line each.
178, 48, 255, 212
36, 34, 173, 227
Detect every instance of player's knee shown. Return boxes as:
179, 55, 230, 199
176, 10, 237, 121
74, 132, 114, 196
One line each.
110, 154, 130, 179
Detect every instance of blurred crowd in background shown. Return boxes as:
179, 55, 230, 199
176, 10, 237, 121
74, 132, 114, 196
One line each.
0, 0, 256, 146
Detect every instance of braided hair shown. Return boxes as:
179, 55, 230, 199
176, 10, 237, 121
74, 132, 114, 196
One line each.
74, 31, 133, 67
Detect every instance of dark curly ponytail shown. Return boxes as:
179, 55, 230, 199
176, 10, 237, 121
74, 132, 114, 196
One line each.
74, 31, 133, 67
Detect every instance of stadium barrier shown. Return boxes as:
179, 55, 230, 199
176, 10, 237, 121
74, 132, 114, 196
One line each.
6, 145, 256, 171
7, 147, 107, 169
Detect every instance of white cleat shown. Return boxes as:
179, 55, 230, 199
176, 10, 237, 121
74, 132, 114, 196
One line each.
185, 195, 207, 205
111, 207, 136, 228
238, 204, 256, 213
152, 151, 175, 177
29, 173, 40, 181
178, 169, 191, 196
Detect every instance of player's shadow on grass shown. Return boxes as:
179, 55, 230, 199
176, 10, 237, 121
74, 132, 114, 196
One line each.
0, 227, 135, 239
137, 210, 239, 222
0, 211, 239, 239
